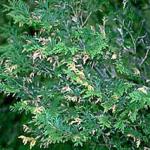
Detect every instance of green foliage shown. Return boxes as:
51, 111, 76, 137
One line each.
0, 94, 28, 150
1, 0, 150, 149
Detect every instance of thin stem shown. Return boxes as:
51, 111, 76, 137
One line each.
81, 11, 92, 27
119, 20, 137, 54
140, 48, 150, 66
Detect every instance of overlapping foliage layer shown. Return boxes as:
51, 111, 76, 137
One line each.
0, 0, 150, 149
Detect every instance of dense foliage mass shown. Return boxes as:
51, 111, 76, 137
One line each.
1, 0, 150, 149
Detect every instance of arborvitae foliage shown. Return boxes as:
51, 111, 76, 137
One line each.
0, 0, 150, 149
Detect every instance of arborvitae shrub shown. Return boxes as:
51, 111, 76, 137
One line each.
0, 0, 150, 149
